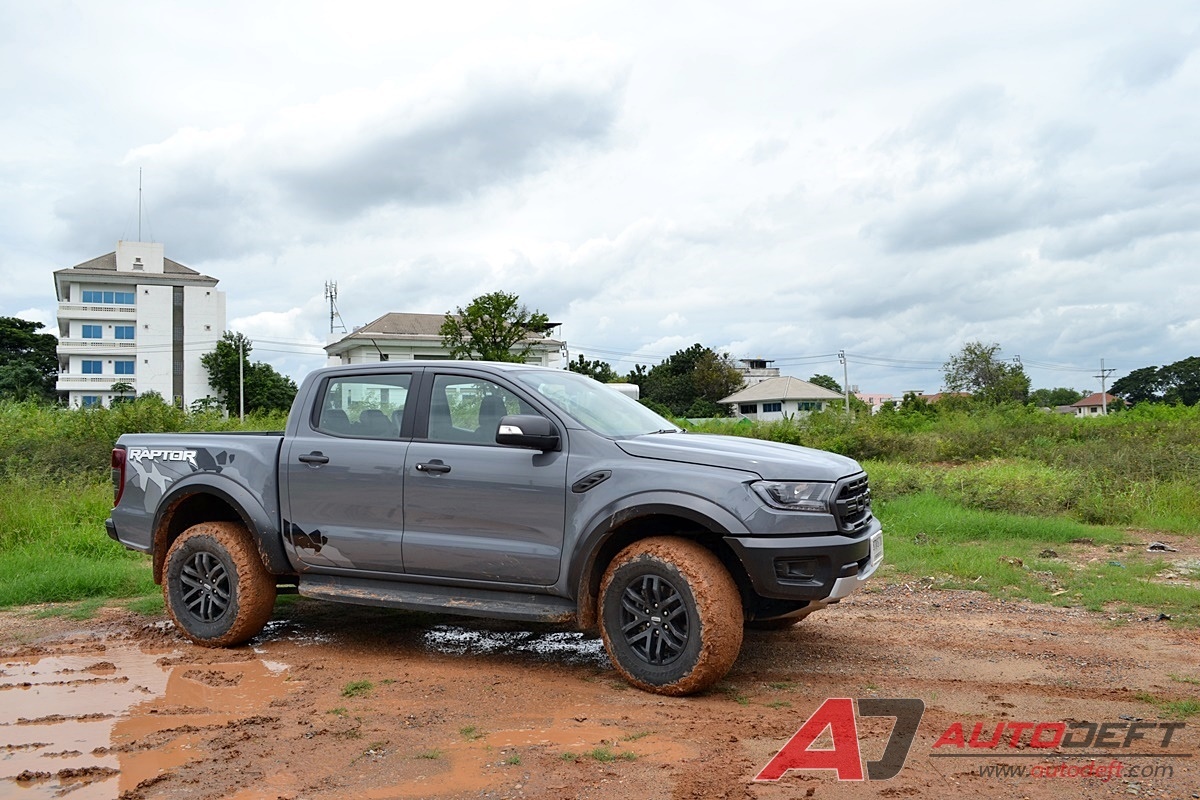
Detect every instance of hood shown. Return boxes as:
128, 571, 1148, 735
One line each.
615, 432, 862, 482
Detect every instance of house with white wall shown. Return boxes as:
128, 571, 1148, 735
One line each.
720, 376, 843, 420
324, 312, 564, 367
1070, 392, 1125, 417
53, 241, 225, 408
737, 358, 780, 387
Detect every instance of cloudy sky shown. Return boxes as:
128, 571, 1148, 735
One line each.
3, 1, 1197, 396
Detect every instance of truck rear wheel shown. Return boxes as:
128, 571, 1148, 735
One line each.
599, 537, 743, 695
163, 521, 276, 647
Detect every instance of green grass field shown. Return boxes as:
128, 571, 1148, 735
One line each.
1, 398, 1197, 623
0, 479, 155, 608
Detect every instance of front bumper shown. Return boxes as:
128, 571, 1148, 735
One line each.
723, 515, 883, 603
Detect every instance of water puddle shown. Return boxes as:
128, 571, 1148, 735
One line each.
0, 636, 291, 799
420, 625, 611, 667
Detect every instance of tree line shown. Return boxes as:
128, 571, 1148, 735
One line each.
5, 298, 1199, 415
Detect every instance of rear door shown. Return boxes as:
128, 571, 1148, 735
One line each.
281, 369, 418, 573
402, 371, 568, 586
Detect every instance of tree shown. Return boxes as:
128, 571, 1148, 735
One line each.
641, 344, 743, 417
0, 316, 58, 403
1028, 387, 1083, 408
943, 341, 1030, 404
190, 395, 224, 414
1111, 366, 1163, 404
1110, 358, 1200, 406
624, 364, 649, 387
1159, 356, 1200, 406
200, 332, 297, 414
110, 380, 135, 404
440, 291, 551, 362
808, 374, 842, 393
567, 354, 618, 383
245, 361, 299, 413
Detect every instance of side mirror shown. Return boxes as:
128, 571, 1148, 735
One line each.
495, 414, 560, 451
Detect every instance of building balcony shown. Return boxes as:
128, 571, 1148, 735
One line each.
57, 375, 136, 391
56, 338, 138, 354
57, 303, 138, 321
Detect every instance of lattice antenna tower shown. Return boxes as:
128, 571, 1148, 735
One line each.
325, 281, 347, 334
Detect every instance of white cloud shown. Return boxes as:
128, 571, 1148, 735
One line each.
4, 0, 1199, 394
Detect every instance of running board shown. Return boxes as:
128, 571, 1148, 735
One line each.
298, 574, 577, 624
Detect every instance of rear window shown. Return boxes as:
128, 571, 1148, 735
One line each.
314, 374, 412, 439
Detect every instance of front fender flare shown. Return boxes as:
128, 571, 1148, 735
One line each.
569, 492, 748, 618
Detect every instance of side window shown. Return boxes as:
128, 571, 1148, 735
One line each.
315, 373, 412, 439
428, 375, 538, 444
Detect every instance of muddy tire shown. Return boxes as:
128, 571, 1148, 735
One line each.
599, 536, 743, 695
163, 521, 276, 647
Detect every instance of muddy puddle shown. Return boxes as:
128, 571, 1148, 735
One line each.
1, 617, 614, 799
0, 633, 293, 799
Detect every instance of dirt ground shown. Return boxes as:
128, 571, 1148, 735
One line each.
2, 582, 1198, 800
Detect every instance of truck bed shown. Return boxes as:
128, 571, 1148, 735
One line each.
109, 432, 285, 554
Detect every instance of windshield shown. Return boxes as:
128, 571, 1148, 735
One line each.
513, 370, 680, 438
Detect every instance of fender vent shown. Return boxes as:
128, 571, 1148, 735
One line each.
571, 470, 612, 493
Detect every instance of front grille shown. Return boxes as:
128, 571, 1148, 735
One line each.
833, 474, 872, 533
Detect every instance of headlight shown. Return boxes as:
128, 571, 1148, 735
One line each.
752, 481, 834, 512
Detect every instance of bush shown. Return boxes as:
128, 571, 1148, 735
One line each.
682, 403, 1200, 529
0, 398, 287, 482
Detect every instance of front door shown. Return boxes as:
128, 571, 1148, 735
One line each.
402, 372, 568, 586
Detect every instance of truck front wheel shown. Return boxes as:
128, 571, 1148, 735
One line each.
599, 537, 743, 695
163, 521, 276, 647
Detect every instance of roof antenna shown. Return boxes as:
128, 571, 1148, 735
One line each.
138, 167, 143, 241
325, 281, 347, 334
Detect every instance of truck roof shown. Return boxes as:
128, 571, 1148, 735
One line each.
316, 361, 562, 374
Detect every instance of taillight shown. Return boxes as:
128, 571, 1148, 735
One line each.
111, 447, 127, 507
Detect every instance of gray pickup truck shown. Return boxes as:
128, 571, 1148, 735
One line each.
107, 361, 881, 695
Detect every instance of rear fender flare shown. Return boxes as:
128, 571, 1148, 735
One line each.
151, 474, 290, 582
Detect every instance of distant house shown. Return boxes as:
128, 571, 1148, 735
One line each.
720, 376, 843, 420
324, 312, 564, 367
854, 391, 894, 414
736, 358, 781, 387
1070, 392, 1124, 417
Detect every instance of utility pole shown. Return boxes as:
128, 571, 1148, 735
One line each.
838, 350, 850, 414
238, 335, 245, 421
1094, 358, 1115, 415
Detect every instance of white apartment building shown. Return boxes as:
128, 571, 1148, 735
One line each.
53, 241, 226, 408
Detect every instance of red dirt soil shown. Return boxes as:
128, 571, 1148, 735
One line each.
2, 582, 1197, 800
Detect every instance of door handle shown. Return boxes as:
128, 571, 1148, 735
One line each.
298, 452, 330, 465
415, 461, 451, 474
